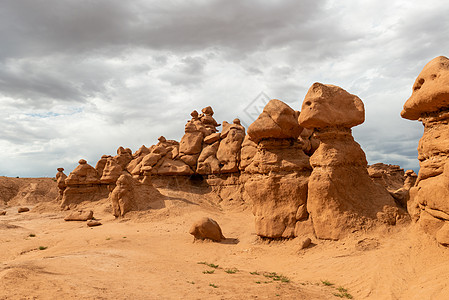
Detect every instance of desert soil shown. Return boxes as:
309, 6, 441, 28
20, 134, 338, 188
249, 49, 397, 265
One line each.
1, 183, 449, 300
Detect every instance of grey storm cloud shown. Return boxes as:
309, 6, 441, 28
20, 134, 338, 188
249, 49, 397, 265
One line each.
0, 0, 448, 176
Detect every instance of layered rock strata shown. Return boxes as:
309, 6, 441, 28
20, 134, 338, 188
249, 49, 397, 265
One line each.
245, 99, 311, 238
401, 56, 449, 245
299, 83, 404, 240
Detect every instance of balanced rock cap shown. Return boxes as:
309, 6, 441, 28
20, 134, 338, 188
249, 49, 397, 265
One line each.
401, 56, 449, 120
247, 99, 302, 143
299, 83, 365, 129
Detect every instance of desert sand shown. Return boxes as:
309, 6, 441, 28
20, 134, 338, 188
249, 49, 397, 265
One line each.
1, 182, 449, 300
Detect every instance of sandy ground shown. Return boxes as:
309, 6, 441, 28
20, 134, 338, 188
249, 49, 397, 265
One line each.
1, 187, 449, 300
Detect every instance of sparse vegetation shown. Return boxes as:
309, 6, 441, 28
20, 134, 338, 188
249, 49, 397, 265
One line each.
255, 281, 261, 284
321, 280, 334, 286
187, 281, 195, 284
337, 287, 347, 292
29, 234, 36, 237
224, 268, 238, 274
209, 283, 218, 288
263, 272, 290, 283
203, 270, 215, 274
333, 292, 353, 299
197, 262, 219, 268
250, 271, 260, 275
38, 246, 47, 250
106, 237, 111, 240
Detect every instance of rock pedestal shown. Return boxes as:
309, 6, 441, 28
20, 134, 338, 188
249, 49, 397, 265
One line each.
245, 99, 311, 238
300, 83, 402, 240
401, 56, 449, 245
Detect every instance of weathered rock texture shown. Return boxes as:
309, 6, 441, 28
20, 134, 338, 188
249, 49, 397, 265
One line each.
61, 159, 108, 209
368, 163, 417, 207
299, 83, 404, 240
245, 100, 312, 238
401, 56, 449, 245
189, 217, 225, 242
109, 173, 162, 217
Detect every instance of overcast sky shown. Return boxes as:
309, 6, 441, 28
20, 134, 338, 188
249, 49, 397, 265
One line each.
0, 0, 448, 177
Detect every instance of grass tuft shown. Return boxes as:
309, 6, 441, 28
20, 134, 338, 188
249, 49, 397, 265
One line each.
29, 234, 36, 237
250, 271, 260, 275
209, 283, 218, 288
38, 246, 47, 250
321, 280, 334, 286
197, 262, 219, 268
225, 268, 238, 274
264, 272, 290, 283
203, 270, 215, 274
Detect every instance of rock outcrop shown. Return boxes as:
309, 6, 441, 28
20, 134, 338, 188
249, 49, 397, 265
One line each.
109, 173, 162, 217
60, 159, 108, 209
245, 100, 312, 238
368, 163, 417, 207
299, 83, 404, 240
401, 56, 449, 245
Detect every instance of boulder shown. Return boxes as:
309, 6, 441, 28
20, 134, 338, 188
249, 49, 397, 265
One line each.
64, 210, 93, 221
189, 217, 225, 242
248, 99, 302, 143
299, 83, 364, 128
18, 207, 30, 213
217, 119, 246, 173
401, 56, 449, 120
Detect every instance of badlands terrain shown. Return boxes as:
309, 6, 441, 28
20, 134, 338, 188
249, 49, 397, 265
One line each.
2, 56, 449, 299
1, 179, 449, 300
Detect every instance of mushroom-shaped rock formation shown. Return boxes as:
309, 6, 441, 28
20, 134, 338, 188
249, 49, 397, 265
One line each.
61, 160, 108, 209
299, 83, 404, 240
245, 100, 312, 239
247, 99, 302, 143
299, 83, 365, 129
401, 56, 449, 120
401, 56, 449, 245
55, 167, 67, 202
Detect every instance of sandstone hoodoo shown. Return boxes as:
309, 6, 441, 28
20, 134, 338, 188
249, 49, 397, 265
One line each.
57, 97, 412, 241
401, 56, 449, 246
245, 99, 311, 239
299, 83, 405, 240
60, 159, 108, 209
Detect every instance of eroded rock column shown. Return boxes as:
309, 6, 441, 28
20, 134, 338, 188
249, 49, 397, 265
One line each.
300, 83, 402, 240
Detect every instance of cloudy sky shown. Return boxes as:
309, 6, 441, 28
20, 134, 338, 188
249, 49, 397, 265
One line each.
0, 0, 448, 177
